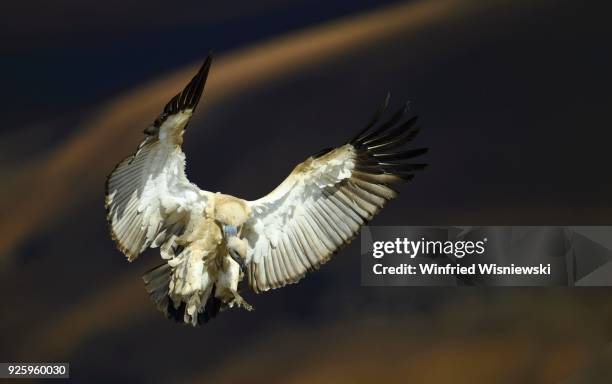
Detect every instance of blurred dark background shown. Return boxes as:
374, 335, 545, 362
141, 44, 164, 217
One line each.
2, 0, 612, 382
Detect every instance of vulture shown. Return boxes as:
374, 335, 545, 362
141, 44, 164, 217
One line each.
105, 54, 428, 326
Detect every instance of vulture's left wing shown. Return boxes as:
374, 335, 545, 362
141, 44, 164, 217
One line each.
244, 96, 427, 292
105, 55, 212, 262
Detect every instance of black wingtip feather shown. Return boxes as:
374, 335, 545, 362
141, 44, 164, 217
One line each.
372, 148, 429, 161
349, 96, 427, 183
163, 53, 213, 116
371, 126, 421, 152
360, 101, 409, 145
349, 92, 390, 144
364, 116, 418, 147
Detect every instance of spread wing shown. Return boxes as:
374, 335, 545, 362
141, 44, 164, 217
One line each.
105, 55, 212, 261
244, 95, 427, 292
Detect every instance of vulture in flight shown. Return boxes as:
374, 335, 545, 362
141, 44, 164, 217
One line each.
105, 54, 428, 326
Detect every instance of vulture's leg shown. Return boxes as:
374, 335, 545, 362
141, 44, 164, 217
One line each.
218, 225, 253, 310
229, 248, 248, 273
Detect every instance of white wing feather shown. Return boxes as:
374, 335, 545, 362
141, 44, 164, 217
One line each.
243, 100, 426, 293
105, 112, 207, 261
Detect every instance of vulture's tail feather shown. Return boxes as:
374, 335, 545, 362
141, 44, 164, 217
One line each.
143, 263, 224, 326
143, 263, 173, 314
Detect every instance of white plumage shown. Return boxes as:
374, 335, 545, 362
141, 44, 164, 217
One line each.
105, 54, 427, 325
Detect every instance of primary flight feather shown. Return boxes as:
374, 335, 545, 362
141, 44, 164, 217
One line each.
105, 54, 428, 326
